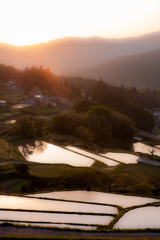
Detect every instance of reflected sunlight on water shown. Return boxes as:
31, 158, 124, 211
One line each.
27, 191, 159, 208
133, 142, 160, 156
0, 195, 117, 214
66, 146, 118, 166
100, 152, 139, 164
18, 141, 94, 167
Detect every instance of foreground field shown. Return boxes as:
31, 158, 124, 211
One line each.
0, 225, 160, 239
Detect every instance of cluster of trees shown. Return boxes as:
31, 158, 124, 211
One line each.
0, 64, 82, 100
122, 104, 154, 131
14, 116, 46, 137
1, 159, 160, 196
1, 63, 160, 109
73, 98, 154, 131
89, 79, 160, 109
20, 104, 57, 116
52, 106, 135, 144
73, 99, 95, 113
87, 80, 155, 131
21, 167, 160, 196
22, 66, 82, 100
0, 63, 157, 132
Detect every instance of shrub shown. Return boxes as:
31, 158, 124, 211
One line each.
21, 183, 30, 193
14, 163, 29, 174
112, 112, 135, 138
134, 182, 153, 196
76, 126, 94, 143
15, 116, 36, 138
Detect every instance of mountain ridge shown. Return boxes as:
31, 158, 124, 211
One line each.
0, 31, 160, 76
72, 48, 160, 90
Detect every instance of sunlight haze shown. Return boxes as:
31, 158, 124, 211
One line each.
0, 0, 160, 46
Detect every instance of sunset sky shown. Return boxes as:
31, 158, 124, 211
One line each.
0, 0, 160, 46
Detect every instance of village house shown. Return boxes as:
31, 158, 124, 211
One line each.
0, 100, 7, 107
6, 79, 17, 89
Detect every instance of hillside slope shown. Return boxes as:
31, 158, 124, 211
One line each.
73, 49, 160, 90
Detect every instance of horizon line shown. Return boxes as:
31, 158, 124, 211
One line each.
0, 30, 160, 47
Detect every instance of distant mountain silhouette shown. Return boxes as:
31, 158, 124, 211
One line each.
0, 31, 160, 75
72, 48, 160, 90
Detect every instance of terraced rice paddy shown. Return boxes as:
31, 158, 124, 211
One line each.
1, 191, 160, 229
66, 146, 118, 166
114, 206, 160, 229
18, 141, 94, 167
27, 191, 159, 208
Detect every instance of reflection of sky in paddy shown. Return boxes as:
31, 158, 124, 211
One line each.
6, 120, 16, 124
133, 142, 160, 156
18, 141, 94, 167
114, 206, 160, 229
12, 104, 32, 109
0, 195, 117, 214
66, 146, 118, 166
0, 211, 114, 225
27, 191, 159, 208
100, 152, 139, 164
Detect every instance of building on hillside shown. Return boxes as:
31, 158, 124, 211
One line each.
6, 79, 17, 90
0, 100, 7, 107
30, 87, 41, 96
52, 96, 73, 108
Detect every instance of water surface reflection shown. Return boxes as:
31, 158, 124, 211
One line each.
66, 146, 118, 166
27, 191, 159, 208
114, 206, 160, 229
19, 141, 47, 160
18, 141, 94, 167
100, 152, 139, 164
12, 104, 32, 109
133, 142, 160, 156
0, 195, 117, 214
0, 210, 113, 226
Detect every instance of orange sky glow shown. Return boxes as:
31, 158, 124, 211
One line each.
0, 0, 160, 46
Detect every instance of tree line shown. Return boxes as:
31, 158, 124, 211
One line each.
52, 106, 135, 145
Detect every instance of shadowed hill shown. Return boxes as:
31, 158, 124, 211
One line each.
72, 48, 160, 90
1, 31, 160, 75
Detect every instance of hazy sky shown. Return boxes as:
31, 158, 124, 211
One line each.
0, 0, 160, 46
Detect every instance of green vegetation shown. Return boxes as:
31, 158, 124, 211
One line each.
1, 57, 160, 236
0, 108, 20, 121
0, 160, 160, 197
0, 139, 25, 162
14, 163, 29, 174
20, 104, 58, 116
91, 160, 108, 168
76, 126, 94, 144
52, 108, 134, 145
73, 99, 95, 113
90, 80, 156, 131
12, 115, 47, 138
88, 105, 113, 121
122, 104, 155, 131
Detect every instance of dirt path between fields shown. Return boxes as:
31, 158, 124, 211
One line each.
0, 226, 160, 238
0, 161, 29, 165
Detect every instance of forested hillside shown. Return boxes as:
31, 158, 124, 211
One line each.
73, 49, 160, 90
